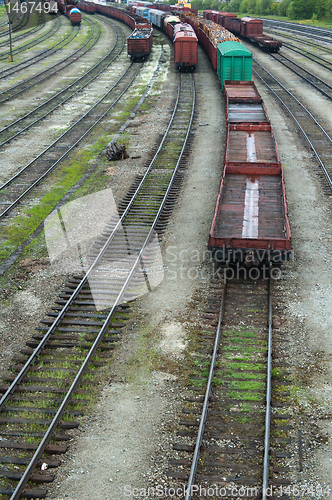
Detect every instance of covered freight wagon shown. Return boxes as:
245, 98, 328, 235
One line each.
173, 23, 197, 70
217, 12, 237, 27
148, 8, 165, 28
217, 41, 252, 88
136, 6, 150, 18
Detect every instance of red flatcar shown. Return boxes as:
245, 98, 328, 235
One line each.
208, 81, 291, 264
77, 0, 96, 14
173, 23, 198, 70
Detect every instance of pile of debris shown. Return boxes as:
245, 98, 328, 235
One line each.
105, 142, 129, 161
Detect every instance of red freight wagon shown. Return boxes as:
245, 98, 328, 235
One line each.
217, 12, 237, 27
225, 123, 281, 175
155, 4, 172, 11
224, 81, 262, 103
164, 15, 181, 38
127, 27, 153, 60
226, 17, 241, 34
58, 0, 65, 12
248, 33, 282, 52
65, 4, 74, 15
210, 10, 220, 22
208, 169, 291, 263
203, 9, 212, 19
224, 80, 270, 125
227, 101, 269, 124
224, 81, 269, 124
69, 7, 81, 25
77, 0, 96, 13
198, 27, 217, 70
240, 17, 263, 37
173, 23, 198, 70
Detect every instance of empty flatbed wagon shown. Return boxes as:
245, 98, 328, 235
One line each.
224, 81, 269, 124
209, 80, 291, 264
225, 123, 280, 174
208, 169, 291, 264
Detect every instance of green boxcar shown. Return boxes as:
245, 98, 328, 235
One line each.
217, 41, 252, 88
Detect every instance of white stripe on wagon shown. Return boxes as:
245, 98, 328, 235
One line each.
242, 178, 259, 239
246, 132, 257, 162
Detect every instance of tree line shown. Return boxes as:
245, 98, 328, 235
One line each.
189, 0, 332, 20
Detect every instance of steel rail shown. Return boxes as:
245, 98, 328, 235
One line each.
280, 42, 332, 71
184, 269, 274, 499
0, 25, 122, 170
271, 53, 332, 100
0, 49, 167, 407
0, 10, 29, 36
0, 22, 76, 82
262, 18, 332, 38
185, 265, 227, 500
253, 59, 332, 191
0, 20, 119, 147
0, 45, 166, 276
0, 26, 79, 95
253, 58, 332, 146
0, 14, 61, 60
4, 72, 196, 500
0, 62, 135, 218
263, 265, 273, 500
0, 16, 43, 48
0, 14, 119, 94
265, 26, 332, 48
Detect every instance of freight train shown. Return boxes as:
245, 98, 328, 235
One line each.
63, 1, 290, 264
203, 10, 282, 52
58, 1, 81, 25
76, 0, 154, 60
208, 81, 291, 264
127, 5, 290, 262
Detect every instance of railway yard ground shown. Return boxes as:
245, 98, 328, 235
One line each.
1, 8, 332, 500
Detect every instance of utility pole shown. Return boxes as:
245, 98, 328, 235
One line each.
5, 0, 13, 62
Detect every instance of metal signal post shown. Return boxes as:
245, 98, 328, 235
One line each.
5, 0, 13, 62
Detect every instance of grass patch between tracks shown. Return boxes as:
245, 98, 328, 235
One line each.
0, 43, 168, 274
0, 134, 112, 263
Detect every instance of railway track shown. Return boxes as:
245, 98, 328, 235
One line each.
0, 19, 118, 147
0, 12, 56, 61
0, 20, 80, 83
0, 25, 134, 220
0, 14, 118, 97
275, 42, 332, 73
0, 11, 29, 37
270, 52, 332, 101
265, 26, 332, 48
0, 15, 44, 49
0, 71, 195, 499
263, 18, 332, 41
167, 272, 291, 498
253, 59, 332, 194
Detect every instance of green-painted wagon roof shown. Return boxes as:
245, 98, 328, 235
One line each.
217, 41, 252, 56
